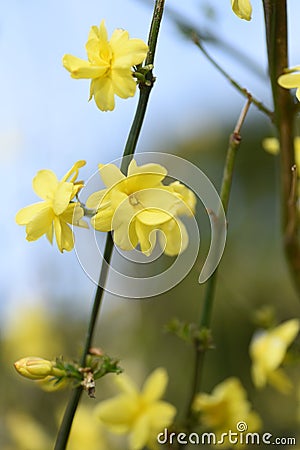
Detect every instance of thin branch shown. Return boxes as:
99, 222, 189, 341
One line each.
191, 35, 273, 120
183, 98, 252, 432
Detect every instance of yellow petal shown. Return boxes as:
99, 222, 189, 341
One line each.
128, 160, 167, 178
52, 182, 74, 215
251, 361, 266, 388
268, 368, 293, 394
32, 169, 58, 200
262, 137, 280, 155
137, 209, 172, 226
86, 22, 112, 63
93, 20, 111, 62
114, 373, 139, 396
111, 68, 137, 98
16, 202, 49, 225
135, 220, 157, 255
98, 163, 125, 188
63, 54, 108, 79
86, 189, 108, 209
159, 218, 189, 256
113, 219, 138, 251
95, 394, 138, 432
25, 206, 54, 241
60, 203, 85, 227
231, 0, 252, 21
146, 401, 177, 429
272, 319, 300, 344
127, 161, 167, 191
278, 72, 300, 89
168, 181, 196, 215
61, 160, 86, 183
92, 77, 115, 111
46, 222, 54, 244
91, 208, 114, 231
295, 137, 300, 168
110, 29, 148, 67
129, 414, 149, 450
142, 368, 168, 402
54, 216, 74, 252
136, 188, 180, 215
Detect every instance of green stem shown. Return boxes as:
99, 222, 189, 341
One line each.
120, 84, 152, 174
262, 0, 300, 297
54, 2, 165, 449
192, 35, 273, 120
184, 98, 252, 429
121, 0, 165, 174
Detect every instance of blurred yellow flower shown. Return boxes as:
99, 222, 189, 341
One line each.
63, 20, 148, 111
16, 161, 87, 252
231, 0, 252, 21
193, 377, 261, 448
65, 405, 107, 450
262, 136, 300, 168
4, 304, 62, 362
14, 356, 64, 381
6, 406, 107, 450
6, 412, 51, 450
95, 368, 176, 450
278, 66, 300, 101
86, 159, 196, 256
250, 319, 300, 394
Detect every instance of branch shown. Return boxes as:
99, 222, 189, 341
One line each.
262, 0, 300, 297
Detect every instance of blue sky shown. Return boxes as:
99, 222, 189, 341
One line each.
1, 0, 300, 318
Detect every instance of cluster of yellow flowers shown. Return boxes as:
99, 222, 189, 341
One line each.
16, 159, 196, 256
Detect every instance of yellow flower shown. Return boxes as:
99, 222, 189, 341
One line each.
231, 0, 252, 21
95, 368, 176, 450
16, 161, 87, 252
193, 377, 261, 448
278, 66, 300, 101
14, 356, 64, 381
6, 412, 52, 450
249, 319, 300, 394
86, 159, 196, 256
263, 136, 300, 168
63, 20, 148, 111
66, 405, 107, 450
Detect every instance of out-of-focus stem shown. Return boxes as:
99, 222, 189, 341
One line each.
262, 0, 300, 297
184, 98, 252, 430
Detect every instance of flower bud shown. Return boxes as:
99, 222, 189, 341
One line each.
14, 357, 55, 380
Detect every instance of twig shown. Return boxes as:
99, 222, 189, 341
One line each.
191, 34, 273, 120
183, 97, 252, 432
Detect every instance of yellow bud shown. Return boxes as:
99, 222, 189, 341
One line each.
14, 357, 55, 380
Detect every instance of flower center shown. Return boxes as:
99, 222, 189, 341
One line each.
129, 194, 140, 206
